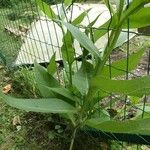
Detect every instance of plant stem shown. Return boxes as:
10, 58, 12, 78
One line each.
69, 127, 77, 150
96, 27, 122, 75
84, 26, 122, 109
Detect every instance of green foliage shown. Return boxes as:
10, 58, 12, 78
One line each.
7, 10, 37, 22
101, 47, 145, 78
1, 0, 150, 149
37, 0, 58, 19
86, 118, 150, 135
73, 61, 94, 95
34, 62, 60, 97
91, 75, 150, 97
0, 0, 15, 8
6, 1, 37, 23
47, 53, 57, 75
13, 68, 40, 98
93, 5, 150, 41
64, 0, 72, 6
60, 21, 100, 59
1, 93, 76, 113
0, 0, 33, 8
61, 32, 75, 65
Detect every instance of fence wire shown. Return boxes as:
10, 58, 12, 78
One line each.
0, 0, 150, 149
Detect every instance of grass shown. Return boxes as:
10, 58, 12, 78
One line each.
0, 67, 63, 149
0, 66, 24, 149
0, 8, 21, 67
0, 2, 37, 66
0, 4, 41, 149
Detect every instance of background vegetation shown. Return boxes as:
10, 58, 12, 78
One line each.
0, 0, 100, 8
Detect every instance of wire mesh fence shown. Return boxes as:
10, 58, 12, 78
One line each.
0, 0, 150, 149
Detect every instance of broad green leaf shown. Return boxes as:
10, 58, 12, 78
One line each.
36, 0, 58, 19
39, 84, 78, 104
127, 7, 150, 29
59, 21, 100, 58
101, 48, 145, 78
73, 61, 94, 95
91, 75, 150, 97
49, 87, 77, 102
34, 62, 60, 97
86, 118, 150, 135
61, 31, 75, 65
34, 62, 59, 87
0, 93, 76, 113
47, 53, 57, 75
122, 0, 149, 20
93, 7, 150, 42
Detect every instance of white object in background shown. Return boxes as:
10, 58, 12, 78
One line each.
15, 3, 136, 65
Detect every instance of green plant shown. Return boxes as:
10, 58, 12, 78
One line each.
12, 67, 40, 98
6, 0, 37, 22
0, 0, 12, 8
1, 0, 150, 149
0, 0, 35, 8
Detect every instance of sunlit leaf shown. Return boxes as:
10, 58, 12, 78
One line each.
91, 75, 150, 97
